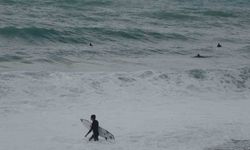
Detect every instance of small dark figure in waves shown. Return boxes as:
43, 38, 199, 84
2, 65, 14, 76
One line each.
217, 43, 222, 48
194, 53, 204, 58
193, 53, 211, 58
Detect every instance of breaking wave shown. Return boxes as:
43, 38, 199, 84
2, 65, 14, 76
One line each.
1, 67, 249, 102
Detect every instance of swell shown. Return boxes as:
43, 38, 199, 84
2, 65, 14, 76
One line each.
53, 0, 112, 6
142, 10, 199, 21
0, 26, 189, 44
0, 26, 89, 44
86, 27, 189, 42
0, 0, 113, 6
0, 27, 59, 37
201, 10, 237, 18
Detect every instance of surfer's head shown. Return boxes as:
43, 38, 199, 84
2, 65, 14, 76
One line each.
91, 114, 96, 121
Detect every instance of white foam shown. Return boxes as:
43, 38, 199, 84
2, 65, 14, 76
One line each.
0, 68, 250, 150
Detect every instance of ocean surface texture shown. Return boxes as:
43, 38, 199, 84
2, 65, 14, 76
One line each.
0, 0, 250, 150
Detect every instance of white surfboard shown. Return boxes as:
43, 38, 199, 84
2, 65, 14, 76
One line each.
80, 119, 115, 140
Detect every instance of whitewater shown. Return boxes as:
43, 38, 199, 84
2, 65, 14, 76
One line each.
1, 0, 250, 150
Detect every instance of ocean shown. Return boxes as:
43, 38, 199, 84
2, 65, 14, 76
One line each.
0, 0, 250, 71
1, 0, 250, 150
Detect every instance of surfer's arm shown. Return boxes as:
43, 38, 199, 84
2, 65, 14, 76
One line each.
85, 124, 93, 137
85, 128, 92, 137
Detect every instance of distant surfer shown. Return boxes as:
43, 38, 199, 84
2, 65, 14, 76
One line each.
89, 43, 93, 46
194, 53, 204, 58
85, 114, 99, 141
217, 43, 222, 47
196, 53, 201, 57
193, 53, 211, 58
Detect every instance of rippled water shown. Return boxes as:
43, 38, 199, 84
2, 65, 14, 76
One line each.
0, 0, 250, 71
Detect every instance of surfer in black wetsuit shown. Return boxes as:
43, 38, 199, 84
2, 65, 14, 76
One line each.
217, 43, 222, 47
194, 53, 204, 58
194, 53, 208, 58
85, 114, 99, 141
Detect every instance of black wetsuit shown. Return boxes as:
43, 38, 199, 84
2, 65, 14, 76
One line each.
89, 120, 99, 141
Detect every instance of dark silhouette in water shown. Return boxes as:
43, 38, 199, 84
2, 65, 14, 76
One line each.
85, 114, 99, 141
193, 53, 211, 58
194, 53, 205, 58
217, 43, 222, 47
89, 43, 93, 46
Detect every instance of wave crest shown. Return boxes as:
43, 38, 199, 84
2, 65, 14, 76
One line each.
0, 26, 190, 44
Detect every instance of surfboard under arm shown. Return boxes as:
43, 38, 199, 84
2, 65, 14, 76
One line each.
80, 119, 115, 140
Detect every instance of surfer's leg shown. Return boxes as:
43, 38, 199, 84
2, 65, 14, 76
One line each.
93, 134, 99, 141
89, 135, 94, 141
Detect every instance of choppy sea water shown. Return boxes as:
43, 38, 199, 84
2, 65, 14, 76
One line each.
0, 0, 250, 71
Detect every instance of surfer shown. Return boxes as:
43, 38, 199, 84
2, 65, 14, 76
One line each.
193, 53, 211, 58
196, 53, 201, 57
85, 114, 99, 141
194, 53, 204, 58
217, 43, 222, 47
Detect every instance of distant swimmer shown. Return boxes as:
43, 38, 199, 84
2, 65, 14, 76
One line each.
194, 53, 207, 58
217, 43, 222, 47
89, 43, 93, 46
